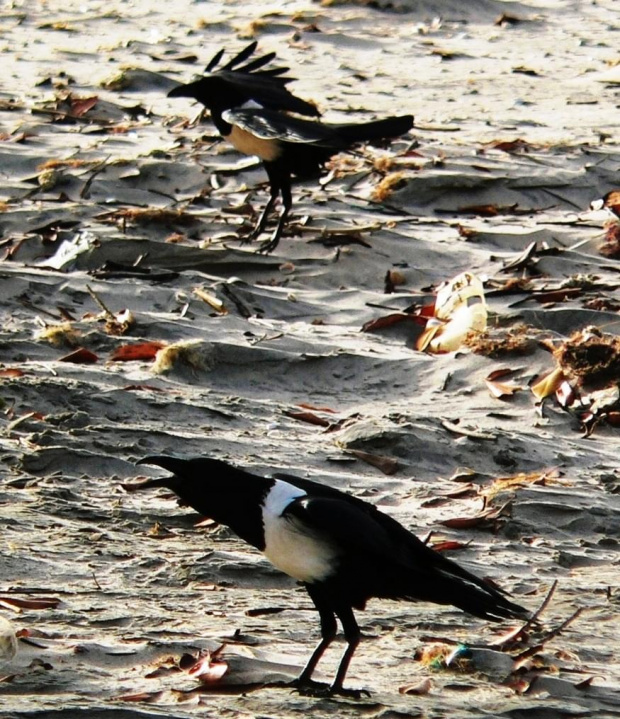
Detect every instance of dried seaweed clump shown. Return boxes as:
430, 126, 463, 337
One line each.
598, 222, 620, 259
464, 324, 536, 358
152, 340, 215, 375
554, 328, 620, 391
35, 323, 81, 348
372, 171, 407, 202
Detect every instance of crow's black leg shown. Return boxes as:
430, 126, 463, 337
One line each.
296, 604, 337, 688
245, 182, 279, 243
330, 604, 364, 696
257, 173, 292, 254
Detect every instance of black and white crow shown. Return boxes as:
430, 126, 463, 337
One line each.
134, 455, 529, 696
167, 42, 414, 253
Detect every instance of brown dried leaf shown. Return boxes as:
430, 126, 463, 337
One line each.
0, 596, 61, 610
284, 410, 331, 427
70, 96, 98, 118
345, 449, 400, 475
485, 368, 522, 399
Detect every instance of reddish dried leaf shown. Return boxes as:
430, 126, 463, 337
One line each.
284, 410, 331, 427
0, 596, 60, 610
439, 509, 498, 529
110, 341, 166, 362
362, 313, 427, 333
297, 402, 338, 413
70, 96, 98, 117
58, 347, 98, 364
431, 540, 469, 552
0, 368, 26, 378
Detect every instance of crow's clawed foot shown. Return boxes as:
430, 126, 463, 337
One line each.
256, 237, 280, 254
287, 678, 371, 699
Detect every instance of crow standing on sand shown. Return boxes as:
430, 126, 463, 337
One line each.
133, 455, 529, 696
167, 42, 414, 253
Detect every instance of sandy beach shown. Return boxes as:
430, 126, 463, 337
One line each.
1, 0, 620, 717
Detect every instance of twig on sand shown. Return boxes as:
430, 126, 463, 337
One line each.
535, 606, 585, 646
86, 284, 115, 322
489, 580, 558, 650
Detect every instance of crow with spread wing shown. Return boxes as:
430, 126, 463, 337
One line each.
168, 42, 414, 253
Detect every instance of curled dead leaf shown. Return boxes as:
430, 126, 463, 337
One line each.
399, 677, 432, 695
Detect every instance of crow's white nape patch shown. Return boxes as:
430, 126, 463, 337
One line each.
262, 480, 337, 583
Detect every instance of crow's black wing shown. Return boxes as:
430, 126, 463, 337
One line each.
283, 495, 529, 621
218, 75, 319, 117
223, 108, 342, 146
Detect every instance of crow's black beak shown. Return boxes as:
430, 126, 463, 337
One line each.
121, 474, 172, 493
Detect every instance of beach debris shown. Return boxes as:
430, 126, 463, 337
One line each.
193, 287, 227, 314
417, 271, 488, 353
58, 347, 99, 364
0, 596, 61, 611
415, 581, 592, 694
531, 327, 620, 434
599, 222, 620, 258
186, 646, 229, 684
0, 615, 18, 670
484, 368, 523, 399
152, 340, 214, 375
398, 677, 432, 695
344, 448, 401, 475
372, 171, 407, 202
85, 285, 135, 335
34, 322, 81, 348
110, 341, 166, 362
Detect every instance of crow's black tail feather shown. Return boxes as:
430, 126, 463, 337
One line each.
336, 114, 414, 144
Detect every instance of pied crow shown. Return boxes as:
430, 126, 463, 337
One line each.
134, 455, 529, 696
167, 42, 414, 253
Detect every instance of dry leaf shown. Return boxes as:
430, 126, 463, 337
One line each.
485, 368, 522, 399
0, 368, 26, 378
58, 347, 99, 364
345, 449, 400, 475
110, 341, 166, 362
0, 596, 61, 610
530, 366, 565, 400
399, 677, 432, 695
